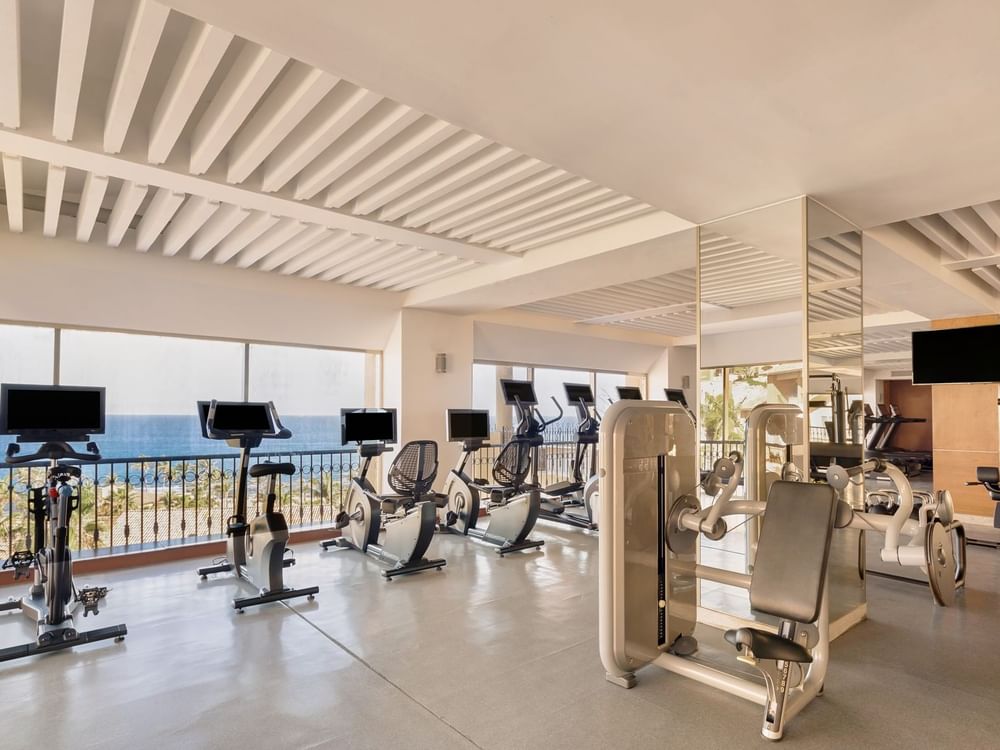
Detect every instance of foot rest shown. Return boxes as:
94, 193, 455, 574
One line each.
724, 627, 811, 663
3, 550, 35, 579
78, 586, 109, 617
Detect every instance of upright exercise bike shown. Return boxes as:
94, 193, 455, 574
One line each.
441, 408, 545, 554
0, 384, 126, 663
320, 409, 446, 579
196, 400, 318, 611
540, 382, 600, 529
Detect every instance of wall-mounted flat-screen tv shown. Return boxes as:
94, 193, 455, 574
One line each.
911, 325, 1000, 385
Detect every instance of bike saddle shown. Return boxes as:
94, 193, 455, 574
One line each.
249, 462, 296, 478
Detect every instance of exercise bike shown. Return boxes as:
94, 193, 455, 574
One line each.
320, 409, 446, 579
0, 384, 126, 663
540, 382, 600, 529
195, 400, 318, 611
441, 408, 545, 555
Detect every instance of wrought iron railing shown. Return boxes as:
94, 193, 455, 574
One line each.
0, 448, 359, 560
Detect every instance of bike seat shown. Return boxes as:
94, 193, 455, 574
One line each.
724, 628, 812, 663
249, 462, 296, 478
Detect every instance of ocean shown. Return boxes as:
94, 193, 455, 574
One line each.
1, 414, 346, 461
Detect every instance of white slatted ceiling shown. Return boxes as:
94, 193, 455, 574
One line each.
0, 0, 671, 291
905, 202, 1000, 291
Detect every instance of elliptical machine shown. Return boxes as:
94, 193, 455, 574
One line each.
540, 382, 599, 529
320, 409, 446, 579
196, 400, 318, 611
0, 384, 126, 663
441, 408, 545, 554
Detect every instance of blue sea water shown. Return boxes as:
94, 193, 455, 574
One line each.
1, 414, 346, 461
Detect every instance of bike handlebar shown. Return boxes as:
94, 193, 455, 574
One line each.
5, 440, 101, 464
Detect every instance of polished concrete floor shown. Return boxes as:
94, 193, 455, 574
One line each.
2, 520, 1000, 749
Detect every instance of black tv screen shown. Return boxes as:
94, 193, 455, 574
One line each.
342, 409, 397, 444
564, 383, 595, 406
446, 409, 490, 442
199, 401, 274, 437
1, 384, 105, 436
912, 325, 1000, 385
500, 379, 537, 406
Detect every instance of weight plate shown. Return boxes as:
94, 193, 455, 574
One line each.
925, 519, 956, 607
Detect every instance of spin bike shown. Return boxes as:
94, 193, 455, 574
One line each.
320, 409, 446, 579
540, 383, 599, 529
441, 408, 545, 555
0, 384, 126, 663
196, 401, 319, 611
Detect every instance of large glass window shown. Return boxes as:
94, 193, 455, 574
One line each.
248, 344, 367, 450
595, 371, 627, 410
59, 330, 244, 458
0, 324, 55, 455
531, 366, 590, 434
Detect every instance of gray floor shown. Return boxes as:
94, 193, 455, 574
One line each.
2, 520, 999, 749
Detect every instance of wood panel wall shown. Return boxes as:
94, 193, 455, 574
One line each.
931, 314, 1000, 518
884, 380, 932, 451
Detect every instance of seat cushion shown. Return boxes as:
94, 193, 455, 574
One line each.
249, 461, 296, 478
724, 627, 812, 663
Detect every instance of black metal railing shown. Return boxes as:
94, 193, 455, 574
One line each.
0, 448, 359, 560
468, 427, 582, 487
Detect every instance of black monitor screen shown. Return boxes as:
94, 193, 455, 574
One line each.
198, 401, 274, 437
500, 379, 537, 406
447, 409, 490, 442
664, 389, 689, 408
616, 386, 643, 400
564, 383, 595, 406
912, 325, 1000, 385
1, 384, 105, 435
342, 409, 397, 444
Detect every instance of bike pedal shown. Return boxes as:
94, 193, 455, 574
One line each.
78, 586, 109, 616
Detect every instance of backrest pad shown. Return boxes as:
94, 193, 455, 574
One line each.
749, 481, 838, 624
388, 440, 439, 498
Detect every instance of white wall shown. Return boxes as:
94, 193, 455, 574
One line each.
667, 345, 697, 404
0, 214, 402, 351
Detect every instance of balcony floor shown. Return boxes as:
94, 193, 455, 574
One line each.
1, 520, 1000, 749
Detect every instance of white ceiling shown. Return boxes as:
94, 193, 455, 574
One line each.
162, 0, 1000, 228
0, 0, 671, 292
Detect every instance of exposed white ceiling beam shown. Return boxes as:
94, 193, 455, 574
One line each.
42, 163, 66, 237
0, 0, 20, 129
809, 276, 861, 293
235, 217, 307, 268
391, 259, 476, 291
52, 0, 95, 142
971, 201, 1000, 240
940, 206, 998, 256
352, 248, 431, 287
74, 171, 108, 242
376, 254, 458, 289
147, 20, 233, 164
212, 210, 278, 263
506, 203, 654, 252
351, 132, 488, 215
907, 215, 968, 259
256, 224, 329, 272
426, 168, 568, 235
225, 63, 338, 184
162, 195, 220, 256
377, 144, 517, 222
323, 117, 459, 207
338, 245, 422, 285
136, 186, 184, 251
486, 193, 632, 247
103, 0, 171, 154
188, 202, 248, 259
295, 101, 423, 200
941, 252, 1000, 271
319, 240, 399, 281
2, 153, 23, 232
189, 44, 288, 175
444, 174, 587, 238
971, 266, 1000, 292
402, 156, 547, 228
298, 235, 380, 278
0, 128, 511, 264
106, 179, 148, 247
260, 83, 381, 192
278, 229, 353, 275
469, 184, 611, 244
579, 301, 697, 325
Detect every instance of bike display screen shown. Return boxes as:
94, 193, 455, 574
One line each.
1, 384, 105, 435
500, 379, 538, 406
342, 409, 397, 444
447, 409, 490, 441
